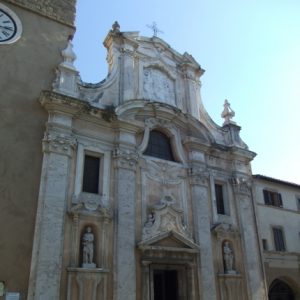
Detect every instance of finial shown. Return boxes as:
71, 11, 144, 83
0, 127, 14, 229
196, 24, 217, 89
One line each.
52, 39, 78, 97
112, 21, 120, 33
61, 39, 77, 68
147, 22, 163, 37
221, 99, 236, 125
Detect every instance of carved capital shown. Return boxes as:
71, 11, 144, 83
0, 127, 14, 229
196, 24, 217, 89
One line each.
113, 148, 139, 170
188, 167, 209, 186
231, 177, 252, 196
42, 132, 76, 156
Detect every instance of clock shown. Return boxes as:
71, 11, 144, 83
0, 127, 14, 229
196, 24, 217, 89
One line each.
0, 3, 22, 44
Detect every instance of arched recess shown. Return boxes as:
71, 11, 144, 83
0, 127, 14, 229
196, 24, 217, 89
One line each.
137, 118, 186, 163
143, 130, 175, 161
269, 279, 295, 300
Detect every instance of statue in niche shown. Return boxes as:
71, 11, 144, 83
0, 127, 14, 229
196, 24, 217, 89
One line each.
145, 212, 155, 228
82, 226, 96, 268
223, 241, 236, 274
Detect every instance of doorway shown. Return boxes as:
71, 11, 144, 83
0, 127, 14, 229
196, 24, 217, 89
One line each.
153, 269, 179, 300
150, 265, 187, 300
269, 279, 295, 300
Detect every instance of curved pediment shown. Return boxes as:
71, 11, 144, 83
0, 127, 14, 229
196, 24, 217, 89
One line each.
115, 99, 215, 144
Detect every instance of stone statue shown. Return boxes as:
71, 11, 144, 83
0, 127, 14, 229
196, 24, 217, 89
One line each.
82, 226, 96, 268
145, 213, 155, 228
223, 241, 235, 274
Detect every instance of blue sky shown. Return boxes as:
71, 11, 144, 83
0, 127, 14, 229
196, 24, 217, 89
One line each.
73, 0, 300, 184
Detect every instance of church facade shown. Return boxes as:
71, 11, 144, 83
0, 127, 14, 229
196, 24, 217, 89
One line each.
28, 21, 267, 299
0, 1, 298, 300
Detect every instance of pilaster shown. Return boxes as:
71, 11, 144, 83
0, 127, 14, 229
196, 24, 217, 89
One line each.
28, 131, 76, 300
189, 170, 217, 300
113, 149, 138, 300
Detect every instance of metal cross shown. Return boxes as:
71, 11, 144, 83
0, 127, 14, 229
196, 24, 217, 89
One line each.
147, 22, 163, 37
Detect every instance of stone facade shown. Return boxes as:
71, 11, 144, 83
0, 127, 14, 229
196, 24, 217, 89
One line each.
27, 24, 268, 299
253, 175, 300, 300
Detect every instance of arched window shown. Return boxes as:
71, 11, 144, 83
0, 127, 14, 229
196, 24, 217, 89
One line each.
144, 130, 175, 161
269, 279, 294, 300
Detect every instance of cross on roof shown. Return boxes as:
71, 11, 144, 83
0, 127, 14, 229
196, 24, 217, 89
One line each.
147, 22, 163, 37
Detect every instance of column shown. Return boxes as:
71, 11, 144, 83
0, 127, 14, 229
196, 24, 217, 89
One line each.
114, 149, 138, 300
28, 132, 76, 299
190, 173, 217, 300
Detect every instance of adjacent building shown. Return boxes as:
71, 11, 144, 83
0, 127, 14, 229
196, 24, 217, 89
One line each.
253, 175, 300, 300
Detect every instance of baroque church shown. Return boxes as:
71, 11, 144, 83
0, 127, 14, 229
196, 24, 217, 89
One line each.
0, 1, 299, 300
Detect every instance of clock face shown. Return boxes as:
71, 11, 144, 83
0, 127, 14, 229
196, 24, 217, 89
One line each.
0, 9, 17, 42
0, 3, 22, 44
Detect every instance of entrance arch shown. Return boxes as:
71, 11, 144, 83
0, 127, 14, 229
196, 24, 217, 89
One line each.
269, 279, 295, 300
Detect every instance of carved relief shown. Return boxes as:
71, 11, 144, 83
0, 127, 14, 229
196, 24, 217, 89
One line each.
146, 160, 185, 183
142, 198, 189, 240
72, 192, 107, 212
212, 223, 240, 240
145, 118, 175, 131
143, 67, 175, 105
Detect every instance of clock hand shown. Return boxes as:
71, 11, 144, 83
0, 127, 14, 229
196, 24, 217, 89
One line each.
0, 25, 13, 31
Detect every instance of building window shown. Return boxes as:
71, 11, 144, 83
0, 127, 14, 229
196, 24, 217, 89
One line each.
262, 239, 268, 251
82, 155, 100, 194
296, 197, 300, 210
215, 183, 226, 215
263, 189, 283, 207
272, 227, 286, 251
144, 130, 175, 161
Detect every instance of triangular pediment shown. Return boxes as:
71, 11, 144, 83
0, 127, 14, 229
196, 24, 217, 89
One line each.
138, 231, 199, 253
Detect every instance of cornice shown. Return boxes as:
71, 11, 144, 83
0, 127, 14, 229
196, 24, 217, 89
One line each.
40, 91, 114, 127
4, 0, 76, 27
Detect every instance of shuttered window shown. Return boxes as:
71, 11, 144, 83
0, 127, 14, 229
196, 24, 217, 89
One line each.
272, 227, 286, 251
82, 155, 100, 194
144, 130, 175, 161
263, 190, 283, 207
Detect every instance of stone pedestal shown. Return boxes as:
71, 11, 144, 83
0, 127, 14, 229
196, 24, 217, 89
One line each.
67, 268, 109, 300
218, 274, 245, 300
